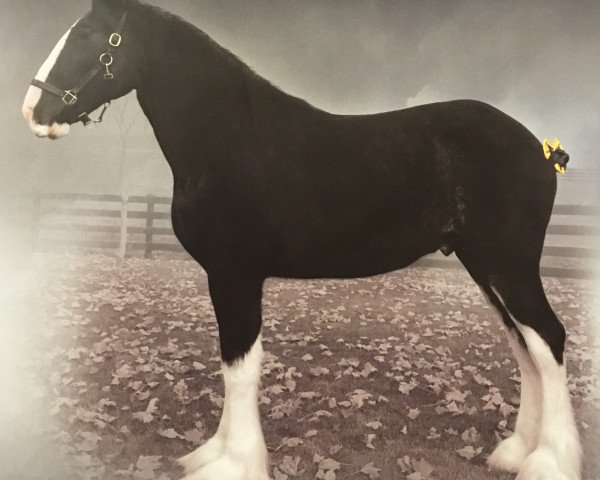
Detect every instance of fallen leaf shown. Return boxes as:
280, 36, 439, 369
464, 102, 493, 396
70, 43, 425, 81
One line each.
158, 428, 183, 439
360, 462, 381, 479
407, 408, 421, 420
456, 445, 483, 460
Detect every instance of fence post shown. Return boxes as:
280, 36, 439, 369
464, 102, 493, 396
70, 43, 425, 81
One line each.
145, 194, 155, 259
30, 194, 42, 253
118, 193, 129, 262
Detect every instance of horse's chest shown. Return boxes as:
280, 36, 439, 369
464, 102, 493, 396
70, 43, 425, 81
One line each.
171, 203, 209, 253
171, 187, 267, 268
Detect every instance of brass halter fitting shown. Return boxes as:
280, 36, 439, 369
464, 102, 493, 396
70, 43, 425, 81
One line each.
61, 90, 78, 105
109, 33, 122, 47
100, 52, 114, 79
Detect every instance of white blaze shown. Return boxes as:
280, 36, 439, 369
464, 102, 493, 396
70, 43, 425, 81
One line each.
22, 22, 78, 139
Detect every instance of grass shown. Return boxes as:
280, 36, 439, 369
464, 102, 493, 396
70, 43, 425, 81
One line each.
1, 253, 598, 480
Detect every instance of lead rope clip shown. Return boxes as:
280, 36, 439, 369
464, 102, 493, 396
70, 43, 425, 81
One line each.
78, 101, 111, 128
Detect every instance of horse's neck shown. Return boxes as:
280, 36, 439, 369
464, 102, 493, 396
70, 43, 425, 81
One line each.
134, 12, 305, 179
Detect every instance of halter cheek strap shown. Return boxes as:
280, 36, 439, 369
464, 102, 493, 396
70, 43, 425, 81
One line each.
31, 11, 128, 127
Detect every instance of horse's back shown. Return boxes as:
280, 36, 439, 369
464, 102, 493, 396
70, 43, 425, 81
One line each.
354, 99, 557, 238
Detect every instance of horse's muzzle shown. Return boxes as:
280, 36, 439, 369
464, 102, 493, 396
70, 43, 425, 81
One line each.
22, 106, 70, 140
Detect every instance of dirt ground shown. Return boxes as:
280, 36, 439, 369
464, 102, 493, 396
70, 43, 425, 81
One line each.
1, 254, 598, 480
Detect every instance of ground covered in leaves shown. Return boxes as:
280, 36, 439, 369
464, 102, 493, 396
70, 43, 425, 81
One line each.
2, 254, 599, 480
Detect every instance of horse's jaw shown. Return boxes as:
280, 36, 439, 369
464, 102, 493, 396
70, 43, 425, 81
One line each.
22, 106, 70, 140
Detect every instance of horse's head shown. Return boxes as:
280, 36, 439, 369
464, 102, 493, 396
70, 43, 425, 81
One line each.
22, 0, 140, 139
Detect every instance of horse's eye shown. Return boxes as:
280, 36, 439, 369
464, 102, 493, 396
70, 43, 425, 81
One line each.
74, 27, 92, 37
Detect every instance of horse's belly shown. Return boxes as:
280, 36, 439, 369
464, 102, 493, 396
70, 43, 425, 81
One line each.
272, 228, 439, 279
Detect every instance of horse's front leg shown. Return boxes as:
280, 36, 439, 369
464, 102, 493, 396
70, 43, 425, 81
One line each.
179, 275, 270, 480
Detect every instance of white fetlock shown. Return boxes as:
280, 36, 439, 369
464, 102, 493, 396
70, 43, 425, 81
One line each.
179, 338, 270, 480
181, 454, 271, 480
516, 447, 573, 480
488, 434, 533, 473
178, 436, 225, 474
182, 455, 243, 480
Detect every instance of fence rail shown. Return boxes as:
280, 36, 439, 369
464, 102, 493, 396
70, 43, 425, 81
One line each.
3, 193, 599, 280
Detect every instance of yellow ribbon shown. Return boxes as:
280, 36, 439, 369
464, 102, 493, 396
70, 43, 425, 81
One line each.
543, 138, 565, 174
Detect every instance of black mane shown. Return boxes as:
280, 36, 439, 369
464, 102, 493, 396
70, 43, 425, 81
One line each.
129, 0, 315, 112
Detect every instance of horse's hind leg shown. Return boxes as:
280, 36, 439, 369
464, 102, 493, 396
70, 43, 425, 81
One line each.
491, 269, 581, 480
487, 327, 542, 473
459, 254, 581, 480
458, 256, 542, 472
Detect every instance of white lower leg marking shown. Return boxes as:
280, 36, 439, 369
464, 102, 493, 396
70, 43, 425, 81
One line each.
486, 288, 580, 478
506, 331, 541, 447
488, 329, 542, 472
517, 325, 581, 480
22, 21, 78, 138
486, 288, 542, 472
180, 337, 270, 480
178, 382, 231, 472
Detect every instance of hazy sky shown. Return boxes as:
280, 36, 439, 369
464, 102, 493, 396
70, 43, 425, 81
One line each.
1, 0, 599, 196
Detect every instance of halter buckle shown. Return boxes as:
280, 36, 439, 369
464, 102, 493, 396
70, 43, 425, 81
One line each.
109, 33, 122, 47
61, 90, 78, 105
78, 112, 93, 127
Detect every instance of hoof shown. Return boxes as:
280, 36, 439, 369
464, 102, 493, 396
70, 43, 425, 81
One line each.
516, 447, 575, 480
178, 437, 225, 474
181, 455, 271, 480
487, 434, 532, 473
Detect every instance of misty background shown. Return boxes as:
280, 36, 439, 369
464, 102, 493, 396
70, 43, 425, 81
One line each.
0, 2, 599, 478
0, 0, 599, 202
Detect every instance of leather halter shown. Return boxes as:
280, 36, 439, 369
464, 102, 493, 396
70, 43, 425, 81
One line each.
31, 11, 128, 127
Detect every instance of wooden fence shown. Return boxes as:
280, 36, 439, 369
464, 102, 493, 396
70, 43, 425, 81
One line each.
3, 193, 599, 280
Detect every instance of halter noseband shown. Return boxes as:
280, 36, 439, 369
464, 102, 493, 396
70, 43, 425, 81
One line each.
31, 11, 128, 127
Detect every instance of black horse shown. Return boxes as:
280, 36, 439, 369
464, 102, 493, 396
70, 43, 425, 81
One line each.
22, 1, 581, 479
